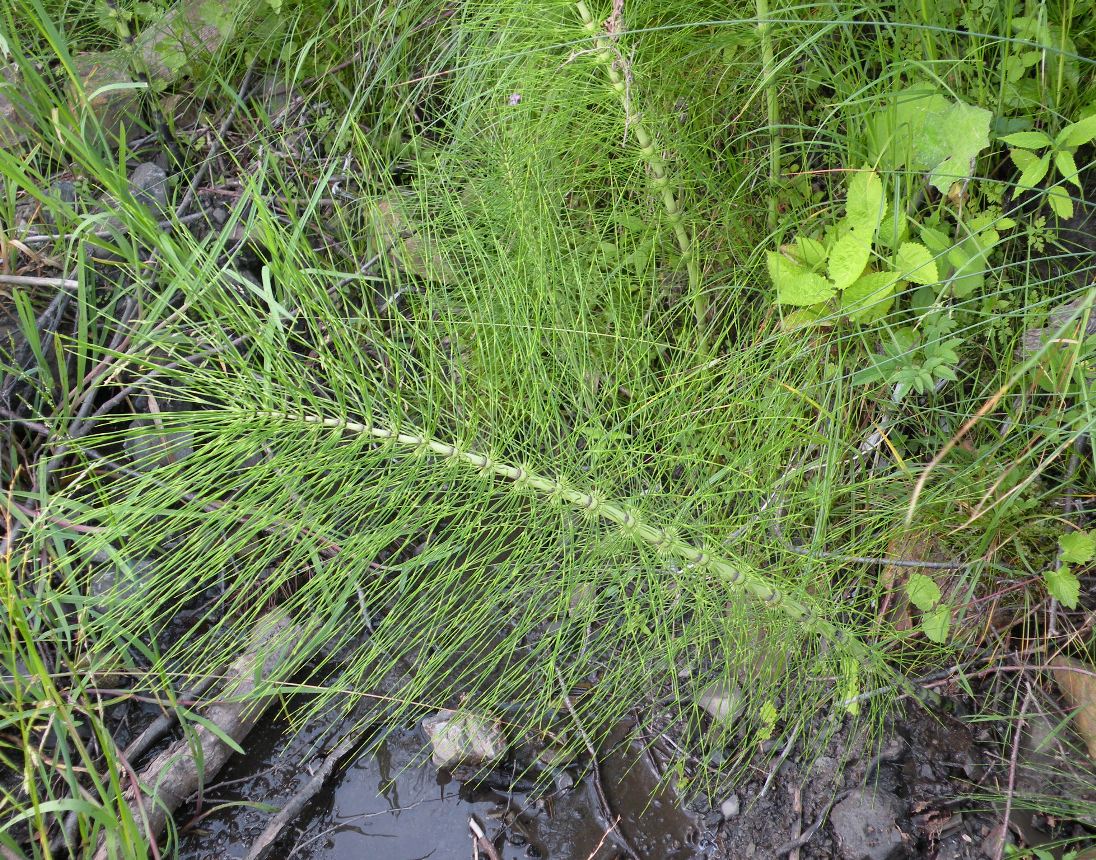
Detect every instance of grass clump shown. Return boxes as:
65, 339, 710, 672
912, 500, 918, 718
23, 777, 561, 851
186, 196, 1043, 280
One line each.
0, 0, 1095, 854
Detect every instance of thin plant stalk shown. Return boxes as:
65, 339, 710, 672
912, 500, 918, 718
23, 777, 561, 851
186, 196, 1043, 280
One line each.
575, 1, 705, 342
757, 0, 779, 232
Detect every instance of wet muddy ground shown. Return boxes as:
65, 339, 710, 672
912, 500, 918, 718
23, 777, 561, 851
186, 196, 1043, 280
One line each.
173, 691, 1096, 860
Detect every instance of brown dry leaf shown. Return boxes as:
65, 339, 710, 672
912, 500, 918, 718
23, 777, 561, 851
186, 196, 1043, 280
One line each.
1050, 655, 1096, 764
373, 196, 455, 284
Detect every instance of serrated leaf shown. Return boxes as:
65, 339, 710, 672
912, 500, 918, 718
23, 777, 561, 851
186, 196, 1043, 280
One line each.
767, 251, 835, 306
998, 130, 1052, 149
905, 573, 941, 611
1060, 530, 1095, 564
1012, 150, 1051, 189
1045, 565, 1081, 609
894, 242, 938, 285
921, 605, 951, 643
1054, 149, 1081, 189
840, 271, 899, 323
793, 236, 828, 269
845, 169, 886, 233
919, 225, 951, 255
828, 231, 872, 291
877, 211, 908, 250
1047, 186, 1074, 219
1061, 114, 1096, 148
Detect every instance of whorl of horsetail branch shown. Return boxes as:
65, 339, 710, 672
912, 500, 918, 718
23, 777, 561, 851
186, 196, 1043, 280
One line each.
256, 411, 883, 668
574, 1, 705, 341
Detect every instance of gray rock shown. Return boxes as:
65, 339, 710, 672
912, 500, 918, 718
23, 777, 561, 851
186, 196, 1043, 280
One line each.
697, 680, 743, 722
422, 709, 507, 769
129, 162, 170, 214
830, 788, 907, 860
720, 794, 740, 819
71, 52, 140, 144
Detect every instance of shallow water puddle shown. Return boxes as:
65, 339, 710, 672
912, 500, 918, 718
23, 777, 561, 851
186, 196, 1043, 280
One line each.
179, 721, 703, 859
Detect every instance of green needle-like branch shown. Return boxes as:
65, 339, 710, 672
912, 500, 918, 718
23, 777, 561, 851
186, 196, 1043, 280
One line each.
258, 411, 887, 675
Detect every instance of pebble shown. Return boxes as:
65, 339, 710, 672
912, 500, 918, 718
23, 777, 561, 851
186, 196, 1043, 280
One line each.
720, 794, 740, 819
830, 788, 907, 860
421, 709, 507, 769
129, 161, 170, 214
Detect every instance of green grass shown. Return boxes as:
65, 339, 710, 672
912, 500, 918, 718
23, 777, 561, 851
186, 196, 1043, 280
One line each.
1, 0, 1095, 854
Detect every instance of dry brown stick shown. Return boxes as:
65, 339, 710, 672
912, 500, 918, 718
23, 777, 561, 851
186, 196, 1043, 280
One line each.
244, 728, 365, 860
93, 612, 296, 860
555, 669, 640, 860
993, 685, 1033, 860
468, 817, 503, 860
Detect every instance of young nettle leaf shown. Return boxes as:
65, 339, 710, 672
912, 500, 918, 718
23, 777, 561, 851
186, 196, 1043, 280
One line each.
828, 230, 872, 291
1060, 530, 1095, 565
1010, 149, 1051, 190
1054, 150, 1081, 189
893, 242, 937, 285
1060, 113, 1096, 148
767, 251, 835, 306
1046, 565, 1081, 609
999, 130, 1053, 149
1047, 187, 1073, 219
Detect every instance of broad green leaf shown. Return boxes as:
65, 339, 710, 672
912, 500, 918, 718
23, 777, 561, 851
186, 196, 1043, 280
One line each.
1055, 149, 1081, 189
1061, 114, 1096, 148
840, 271, 899, 323
1045, 565, 1081, 609
1011, 150, 1051, 189
828, 231, 872, 291
1047, 186, 1073, 219
919, 225, 951, 255
905, 573, 941, 611
1060, 530, 1095, 564
877, 211, 908, 250
998, 130, 1052, 149
845, 169, 885, 233
947, 245, 985, 298
893, 242, 938, 285
792, 236, 828, 269
917, 99, 992, 193
767, 251, 835, 306
921, 605, 951, 643
867, 84, 949, 172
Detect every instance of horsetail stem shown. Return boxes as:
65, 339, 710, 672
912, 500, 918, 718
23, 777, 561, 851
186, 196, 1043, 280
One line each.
756, 0, 780, 232
257, 411, 883, 669
574, 1, 706, 344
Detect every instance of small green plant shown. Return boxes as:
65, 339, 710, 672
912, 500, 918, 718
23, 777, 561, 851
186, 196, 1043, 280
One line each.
1002, 112, 1096, 218
852, 310, 962, 398
767, 168, 937, 324
904, 572, 951, 643
866, 84, 992, 194
1048, 529, 1094, 609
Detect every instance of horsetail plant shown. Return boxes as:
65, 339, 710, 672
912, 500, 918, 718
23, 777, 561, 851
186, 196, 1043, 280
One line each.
575, 1, 705, 340
258, 410, 891, 677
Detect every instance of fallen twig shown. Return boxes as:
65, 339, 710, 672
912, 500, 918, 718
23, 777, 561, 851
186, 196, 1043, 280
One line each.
244, 728, 365, 860
92, 612, 297, 859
